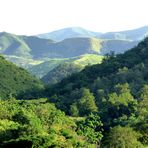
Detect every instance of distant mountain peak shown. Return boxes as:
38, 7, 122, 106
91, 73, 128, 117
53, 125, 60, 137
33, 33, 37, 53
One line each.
37, 25, 148, 41
37, 27, 102, 41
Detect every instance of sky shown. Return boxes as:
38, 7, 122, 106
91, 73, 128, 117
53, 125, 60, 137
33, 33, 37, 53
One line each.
0, 0, 148, 35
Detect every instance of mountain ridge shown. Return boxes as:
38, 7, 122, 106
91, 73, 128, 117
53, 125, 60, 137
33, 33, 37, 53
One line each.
37, 25, 148, 41
38, 27, 102, 41
0, 32, 138, 60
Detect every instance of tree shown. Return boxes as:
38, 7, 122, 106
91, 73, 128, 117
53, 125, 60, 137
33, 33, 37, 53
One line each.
108, 83, 135, 118
0, 99, 88, 147
77, 113, 103, 145
70, 102, 79, 116
138, 85, 148, 115
134, 85, 148, 145
102, 126, 143, 148
78, 88, 98, 116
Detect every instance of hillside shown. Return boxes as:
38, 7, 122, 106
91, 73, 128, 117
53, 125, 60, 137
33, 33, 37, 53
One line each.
35, 37, 137, 58
0, 55, 43, 99
0, 32, 53, 59
39, 37, 102, 58
0, 32, 103, 60
100, 39, 138, 54
28, 54, 103, 78
0, 32, 32, 58
42, 62, 83, 84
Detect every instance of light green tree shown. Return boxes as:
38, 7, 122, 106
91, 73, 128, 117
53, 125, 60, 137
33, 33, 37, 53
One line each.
103, 126, 143, 148
78, 88, 98, 116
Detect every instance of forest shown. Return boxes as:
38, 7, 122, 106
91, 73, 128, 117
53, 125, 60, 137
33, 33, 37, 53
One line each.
0, 37, 148, 147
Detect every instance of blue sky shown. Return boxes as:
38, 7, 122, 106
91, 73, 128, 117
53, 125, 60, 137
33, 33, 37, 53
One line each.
0, 0, 148, 35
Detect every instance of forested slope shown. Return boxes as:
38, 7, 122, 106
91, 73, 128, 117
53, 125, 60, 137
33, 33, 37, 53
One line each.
0, 56, 43, 99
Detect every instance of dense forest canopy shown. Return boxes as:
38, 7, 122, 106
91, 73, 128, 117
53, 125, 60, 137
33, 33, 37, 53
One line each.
0, 98, 94, 147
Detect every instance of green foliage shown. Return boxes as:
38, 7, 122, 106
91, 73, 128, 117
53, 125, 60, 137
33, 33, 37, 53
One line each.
70, 102, 79, 117
139, 85, 148, 115
0, 98, 88, 147
102, 126, 143, 148
109, 83, 134, 106
78, 88, 98, 116
133, 85, 148, 145
68, 88, 98, 116
77, 113, 103, 144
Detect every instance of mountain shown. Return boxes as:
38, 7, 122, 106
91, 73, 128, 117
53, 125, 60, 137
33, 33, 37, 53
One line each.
0, 32, 138, 61
0, 32, 101, 59
100, 39, 138, 54
0, 55, 43, 99
0, 32, 32, 58
38, 27, 102, 41
99, 26, 148, 41
39, 37, 102, 58
37, 26, 148, 41
0, 26, 146, 62
0, 29, 143, 76
0, 31, 138, 79
29, 37, 137, 58
28, 54, 103, 78
0, 32, 53, 59
1, 36, 148, 147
